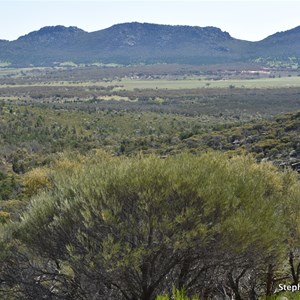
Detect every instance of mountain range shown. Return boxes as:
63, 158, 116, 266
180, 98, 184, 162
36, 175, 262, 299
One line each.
1, 22, 300, 67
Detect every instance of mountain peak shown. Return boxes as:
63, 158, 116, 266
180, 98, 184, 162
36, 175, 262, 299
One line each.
107, 22, 231, 38
100, 22, 232, 50
17, 25, 86, 42
261, 25, 300, 42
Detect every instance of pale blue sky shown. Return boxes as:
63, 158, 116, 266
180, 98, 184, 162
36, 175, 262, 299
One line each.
1, 1, 300, 41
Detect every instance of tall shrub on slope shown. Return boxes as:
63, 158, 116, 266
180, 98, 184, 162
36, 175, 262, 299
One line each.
6, 152, 300, 299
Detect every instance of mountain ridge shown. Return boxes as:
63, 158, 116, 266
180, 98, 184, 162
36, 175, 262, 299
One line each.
1, 22, 300, 67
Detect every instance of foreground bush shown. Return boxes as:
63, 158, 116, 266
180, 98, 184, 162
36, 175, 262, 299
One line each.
1, 151, 300, 299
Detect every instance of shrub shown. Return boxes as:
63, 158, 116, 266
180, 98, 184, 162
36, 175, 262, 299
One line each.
0, 211, 10, 224
23, 167, 52, 196
11, 152, 300, 299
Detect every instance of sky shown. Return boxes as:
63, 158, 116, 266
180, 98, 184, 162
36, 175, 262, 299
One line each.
1, 0, 300, 42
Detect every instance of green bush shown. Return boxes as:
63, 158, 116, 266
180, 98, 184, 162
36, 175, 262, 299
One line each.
9, 151, 300, 299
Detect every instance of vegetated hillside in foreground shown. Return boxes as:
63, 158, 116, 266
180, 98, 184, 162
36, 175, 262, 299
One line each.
1, 66, 300, 298
1, 22, 300, 66
1, 151, 300, 299
1, 99, 300, 211
1, 105, 300, 298
189, 110, 300, 170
